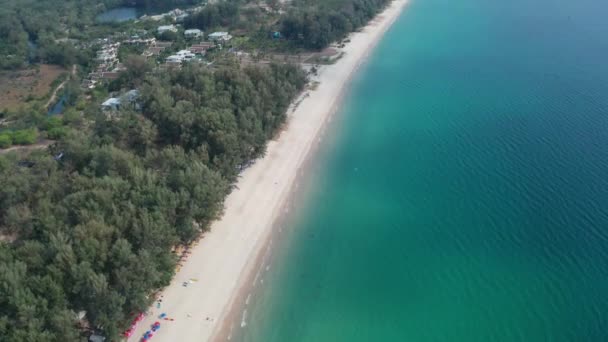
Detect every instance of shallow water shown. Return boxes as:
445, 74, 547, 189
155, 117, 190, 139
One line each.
237, 0, 608, 340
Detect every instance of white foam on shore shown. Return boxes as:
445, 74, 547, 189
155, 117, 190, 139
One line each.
240, 309, 247, 328
245, 293, 251, 305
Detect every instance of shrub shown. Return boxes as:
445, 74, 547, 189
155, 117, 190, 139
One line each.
47, 126, 67, 139
11, 129, 38, 145
44, 117, 63, 131
0, 133, 12, 148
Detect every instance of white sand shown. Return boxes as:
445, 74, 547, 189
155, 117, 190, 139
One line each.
128, 1, 409, 340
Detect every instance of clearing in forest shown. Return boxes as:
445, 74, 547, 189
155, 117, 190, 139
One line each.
0, 64, 67, 112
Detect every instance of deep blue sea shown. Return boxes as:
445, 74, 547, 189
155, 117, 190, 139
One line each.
237, 0, 608, 340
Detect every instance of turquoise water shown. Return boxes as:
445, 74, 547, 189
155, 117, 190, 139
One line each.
238, 0, 608, 341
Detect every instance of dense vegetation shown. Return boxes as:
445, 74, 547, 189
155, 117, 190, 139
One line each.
0, 0, 201, 69
280, 0, 392, 49
184, 1, 240, 32
0, 62, 306, 340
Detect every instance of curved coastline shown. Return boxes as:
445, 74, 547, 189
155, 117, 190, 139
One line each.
128, 1, 410, 341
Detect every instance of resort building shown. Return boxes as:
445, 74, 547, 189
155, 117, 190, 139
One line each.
124, 37, 156, 46
101, 90, 140, 112
100, 72, 120, 80
189, 42, 214, 55
208, 31, 232, 42
154, 41, 173, 48
166, 55, 182, 63
157, 25, 178, 34
143, 46, 166, 57
165, 50, 196, 64
184, 29, 203, 39
101, 97, 121, 111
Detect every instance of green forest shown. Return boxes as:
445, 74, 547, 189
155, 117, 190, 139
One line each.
280, 0, 392, 49
0, 63, 306, 340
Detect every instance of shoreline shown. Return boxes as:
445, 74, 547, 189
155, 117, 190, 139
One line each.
128, 1, 409, 341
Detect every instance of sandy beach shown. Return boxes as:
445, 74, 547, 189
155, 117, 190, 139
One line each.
128, 1, 409, 341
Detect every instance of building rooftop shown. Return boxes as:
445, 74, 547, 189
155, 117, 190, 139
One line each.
158, 25, 177, 32
154, 41, 173, 48
102, 98, 121, 107
185, 29, 202, 34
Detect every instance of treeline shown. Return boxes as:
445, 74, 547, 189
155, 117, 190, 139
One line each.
0, 0, 105, 69
280, 0, 392, 49
0, 63, 307, 340
183, 1, 240, 32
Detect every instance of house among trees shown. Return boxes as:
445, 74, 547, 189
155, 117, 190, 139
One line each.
101, 90, 140, 112
171, 9, 189, 22
124, 37, 156, 46
100, 71, 120, 80
157, 25, 178, 34
88, 334, 106, 342
184, 29, 203, 39
101, 97, 121, 111
166, 50, 196, 63
81, 79, 97, 89
143, 40, 173, 58
189, 42, 214, 55
154, 41, 173, 48
143, 46, 166, 58
208, 31, 232, 42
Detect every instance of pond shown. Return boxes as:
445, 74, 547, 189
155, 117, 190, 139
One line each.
96, 7, 140, 23
96, 5, 175, 23
47, 94, 67, 116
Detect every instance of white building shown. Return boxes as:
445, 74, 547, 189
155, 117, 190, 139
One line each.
101, 98, 121, 111
177, 50, 195, 58
157, 25, 177, 34
166, 55, 183, 63
165, 50, 196, 63
169, 9, 190, 22
184, 29, 203, 39
176, 13, 189, 22
101, 90, 140, 111
208, 31, 232, 42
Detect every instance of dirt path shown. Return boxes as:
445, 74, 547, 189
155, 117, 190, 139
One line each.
45, 64, 77, 109
0, 139, 54, 155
